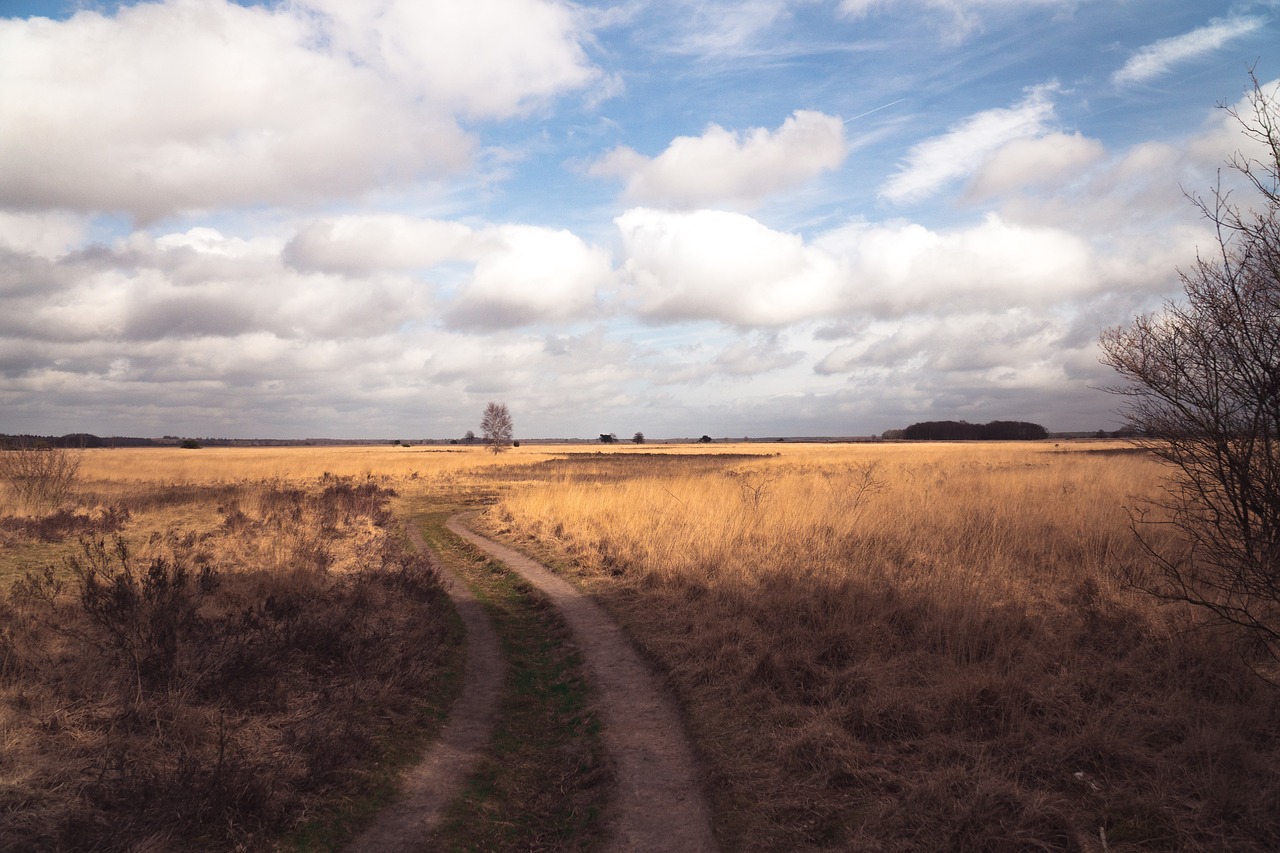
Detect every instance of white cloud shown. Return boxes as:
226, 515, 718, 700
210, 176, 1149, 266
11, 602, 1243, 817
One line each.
1187, 77, 1280, 184
296, 0, 599, 117
613, 201, 1186, 331
714, 334, 805, 376
445, 226, 614, 330
591, 111, 846, 208
154, 227, 284, 260
816, 213, 1103, 313
814, 310, 1063, 375
0, 225, 431, 348
881, 85, 1058, 203
615, 208, 843, 326
0, 211, 86, 258
283, 214, 615, 329
0, 0, 598, 220
1113, 17, 1265, 87
965, 131, 1106, 199
284, 216, 475, 275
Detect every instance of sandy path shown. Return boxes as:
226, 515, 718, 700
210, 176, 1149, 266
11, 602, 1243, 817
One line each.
347, 522, 505, 853
448, 512, 718, 853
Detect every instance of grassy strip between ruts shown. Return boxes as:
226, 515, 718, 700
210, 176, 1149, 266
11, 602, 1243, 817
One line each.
412, 502, 613, 852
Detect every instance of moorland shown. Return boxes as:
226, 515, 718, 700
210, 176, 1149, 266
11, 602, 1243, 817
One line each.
2, 441, 1278, 851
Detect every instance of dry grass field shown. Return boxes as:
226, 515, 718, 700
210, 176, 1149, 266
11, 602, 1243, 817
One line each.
476, 441, 1280, 851
2, 441, 1278, 850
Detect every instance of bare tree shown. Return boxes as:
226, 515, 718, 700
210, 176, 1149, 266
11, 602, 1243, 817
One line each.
480, 402, 514, 455
1100, 73, 1280, 663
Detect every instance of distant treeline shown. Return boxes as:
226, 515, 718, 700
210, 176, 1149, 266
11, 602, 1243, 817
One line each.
893, 420, 1049, 441
0, 434, 448, 449
0, 433, 143, 449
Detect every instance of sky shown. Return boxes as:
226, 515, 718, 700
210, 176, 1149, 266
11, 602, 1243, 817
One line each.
1, 0, 1277, 440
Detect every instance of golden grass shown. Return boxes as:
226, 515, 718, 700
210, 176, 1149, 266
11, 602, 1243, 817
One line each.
6, 439, 1280, 850
477, 441, 1280, 851
487, 442, 1149, 617
76, 444, 538, 483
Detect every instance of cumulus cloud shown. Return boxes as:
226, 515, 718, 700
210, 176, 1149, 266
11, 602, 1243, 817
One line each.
283, 214, 614, 330
964, 131, 1106, 200
616, 208, 843, 326
815, 311, 1061, 375
284, 216, 474, 275
816, 214, 1106, 313
444, 226, 614, 330
881, 84, 1058, 203
296, 0, 599, 117
714, 334, 805, 376
1188, 77, 1280, 183
591, 111, 846, 208
0, 226, 432, 352
613, 200, 1190, 331
0, 0, 598, 220
1113, 17, 1265, 87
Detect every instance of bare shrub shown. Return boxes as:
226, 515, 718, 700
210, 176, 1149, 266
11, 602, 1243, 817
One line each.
1101, 74, 1280, 666
0, 442, 82, 514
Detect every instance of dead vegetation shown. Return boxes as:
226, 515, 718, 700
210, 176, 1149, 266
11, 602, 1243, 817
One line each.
0, 478, 459, 852
482, 442, 1280, 851
0, 443, 83, 515
7, 441, 1279, 851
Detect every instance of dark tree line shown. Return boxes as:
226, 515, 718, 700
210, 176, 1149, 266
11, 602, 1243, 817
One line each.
1, 433, 123, 449
900, 420, 1048, 441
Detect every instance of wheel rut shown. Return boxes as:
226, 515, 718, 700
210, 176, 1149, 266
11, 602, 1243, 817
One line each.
348, 521, 505, 852
447, 512, 718, 853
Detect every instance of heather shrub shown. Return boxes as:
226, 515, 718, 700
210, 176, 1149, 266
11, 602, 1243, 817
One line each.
0, 480, 456, 852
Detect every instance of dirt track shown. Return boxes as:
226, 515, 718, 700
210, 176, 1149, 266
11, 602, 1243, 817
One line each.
448, 512, 717, 852
352, 512, 716, 851
348, 522, 505, 852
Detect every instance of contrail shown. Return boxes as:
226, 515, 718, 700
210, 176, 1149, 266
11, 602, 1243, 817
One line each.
844, 98, 905, 123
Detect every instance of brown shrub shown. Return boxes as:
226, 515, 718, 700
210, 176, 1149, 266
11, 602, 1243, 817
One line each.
0, 480, 455, 852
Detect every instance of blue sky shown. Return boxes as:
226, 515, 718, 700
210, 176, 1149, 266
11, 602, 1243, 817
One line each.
0, 0, 1277, 439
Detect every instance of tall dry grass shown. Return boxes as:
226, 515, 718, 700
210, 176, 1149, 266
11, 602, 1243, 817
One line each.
481, 442, 1280, 851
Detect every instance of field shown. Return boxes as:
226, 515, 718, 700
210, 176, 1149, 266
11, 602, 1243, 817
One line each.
2, 441, 1279, 850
